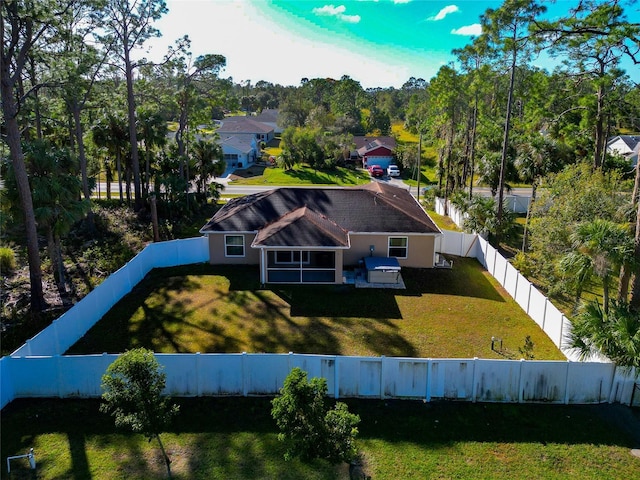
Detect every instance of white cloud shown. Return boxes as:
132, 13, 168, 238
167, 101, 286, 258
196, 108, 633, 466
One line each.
451, 24, 482, 36
312, 4, 361, 23
430, 5, 459, 21
313, 5, 347, 16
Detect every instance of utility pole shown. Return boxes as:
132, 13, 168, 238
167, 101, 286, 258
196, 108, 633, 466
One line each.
416, 133, 422, 204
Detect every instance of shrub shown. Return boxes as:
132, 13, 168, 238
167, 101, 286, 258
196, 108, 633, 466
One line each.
271, 367, 360, 464
0, 246, 16, 273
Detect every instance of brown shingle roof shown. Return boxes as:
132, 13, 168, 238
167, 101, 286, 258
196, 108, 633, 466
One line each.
252, 207, 349, 247
200, 183, 440, 238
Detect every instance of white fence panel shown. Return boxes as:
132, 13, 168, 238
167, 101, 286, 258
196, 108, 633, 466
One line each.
474, 359, 521, 403
493, 255, 509, 288
382, 358, 429, 399
291, 355, 337, 396
565, 361, 614, 404
59, 354, 115, 397
7, 357, 61, 397
197, 354, 244, 396
159, 354, 199, 396
520, 361, 568, 403
514, 273, 531, 311
503, 262, 520, 298
609, 367, 637, 405
245, 354, 290, 395
527, 290, 547, 329
358, 359, 383, 397
337, 357, 381, 398
1, 358, 15, 408
543, 304, 565, 348
429, 359, 475, 400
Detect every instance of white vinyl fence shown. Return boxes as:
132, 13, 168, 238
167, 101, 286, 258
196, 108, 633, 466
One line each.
2, 227, 637, 410
1, 353, 636, 405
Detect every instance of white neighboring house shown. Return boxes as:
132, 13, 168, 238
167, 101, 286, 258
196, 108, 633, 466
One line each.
219, 135, 257, 169
607, 135, 640, 167
253, 109, 282, 134
216, 116, 275, 169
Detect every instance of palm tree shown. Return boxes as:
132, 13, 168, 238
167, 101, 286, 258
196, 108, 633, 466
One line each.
562, 219, 633, 314
6, 141, 89, 295
515, 136, 569, 252
92, 113, 129, 202
568, 299, 640, 371
190, 139, 224, 198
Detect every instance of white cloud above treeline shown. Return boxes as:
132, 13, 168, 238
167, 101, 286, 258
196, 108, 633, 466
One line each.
430, 5, 459, 21
451, 24, 482, 36
313, 4, 361, 23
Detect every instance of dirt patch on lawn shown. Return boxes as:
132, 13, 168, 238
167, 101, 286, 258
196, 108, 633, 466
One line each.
228, 165, 266, 180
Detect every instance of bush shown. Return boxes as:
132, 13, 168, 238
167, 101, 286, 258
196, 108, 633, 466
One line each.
0, 246, 16, 273
271, 367, 360, 464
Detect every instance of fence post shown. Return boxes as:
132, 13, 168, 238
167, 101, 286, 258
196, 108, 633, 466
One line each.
518, 359, 525, 403
242, 352, 248, 397
57, 355, 63, 398
558, 316, 566, 349
426, 359, 432, 402
380, 356, 385, 400
334, 355, 340, 399
542, 298, 548, 331
471, 357, 478, 403
526, 282, 532, 315
196, 352, 201, 397
563, 361, 571, 405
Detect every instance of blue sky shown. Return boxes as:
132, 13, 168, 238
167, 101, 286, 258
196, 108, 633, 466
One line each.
144, 0, 639, 88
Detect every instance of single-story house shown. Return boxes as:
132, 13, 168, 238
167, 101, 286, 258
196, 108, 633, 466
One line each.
351, 136, 397, 169
253, 109, 282, 134
607, 135, 640, 166
199, 182, 443, 285
218, 135, 258, 169
218, 116, 275, 144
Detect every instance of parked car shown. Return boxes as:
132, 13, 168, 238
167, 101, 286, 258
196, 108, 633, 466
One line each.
387, 165, 400, 177
368, 164, 384, 177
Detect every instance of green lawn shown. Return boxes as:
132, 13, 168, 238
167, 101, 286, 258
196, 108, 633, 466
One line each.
2, 398, 639, 479
67, 259, 565, 360
229, 164, 370, 186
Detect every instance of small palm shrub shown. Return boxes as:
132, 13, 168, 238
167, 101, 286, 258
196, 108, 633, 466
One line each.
0, 246, 16, 273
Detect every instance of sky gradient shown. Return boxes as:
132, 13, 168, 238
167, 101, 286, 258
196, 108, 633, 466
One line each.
143, 0, 640, 88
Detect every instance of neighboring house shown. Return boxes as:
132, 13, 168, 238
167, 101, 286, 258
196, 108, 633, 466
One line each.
607, 135, 640, 166
218, 116, 275, 144
200, 182, 443, 285
351, 136, 397, 169
218, 135, 257, 169
215, 116, 275, 169
253, 109, 282, 134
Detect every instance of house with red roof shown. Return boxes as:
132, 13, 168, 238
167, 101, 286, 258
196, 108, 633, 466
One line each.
351, 136, 397, 169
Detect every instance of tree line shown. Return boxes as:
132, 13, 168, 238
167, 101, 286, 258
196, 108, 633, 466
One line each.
2, 0, 640, 365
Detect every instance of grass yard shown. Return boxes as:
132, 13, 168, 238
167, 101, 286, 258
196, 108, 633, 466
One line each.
229, 164, 371, 186
67, 258, 565, 360
2, 397, 639, 479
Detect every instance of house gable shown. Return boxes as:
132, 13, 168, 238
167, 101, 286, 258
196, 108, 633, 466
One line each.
252, 207, 349, 248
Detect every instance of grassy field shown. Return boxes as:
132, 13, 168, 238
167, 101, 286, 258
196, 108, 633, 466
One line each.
229, 164, 371, 186
67, 259, 564, 360
2, 397, 639, 479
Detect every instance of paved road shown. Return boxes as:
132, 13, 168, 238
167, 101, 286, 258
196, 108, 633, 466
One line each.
92, 179, 533, 199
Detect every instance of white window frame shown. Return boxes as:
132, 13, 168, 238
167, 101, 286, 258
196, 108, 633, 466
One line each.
274, 250, 310, 265
388, 236, 408, 259
224, 235, 245, 257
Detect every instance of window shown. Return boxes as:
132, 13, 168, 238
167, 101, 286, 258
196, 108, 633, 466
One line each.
225, 235, 245, 257
388, 237, 408, 258
275, 251, 310, 264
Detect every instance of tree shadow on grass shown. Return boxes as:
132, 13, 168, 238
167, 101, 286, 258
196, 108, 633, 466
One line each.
400, 258, 505, 302
348, 399, 639, 449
